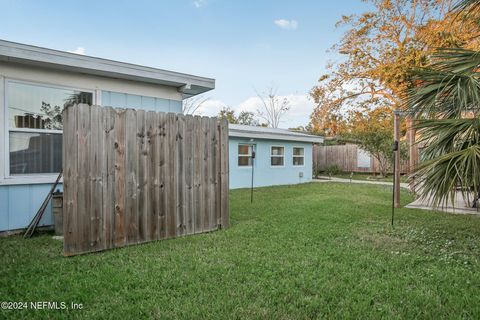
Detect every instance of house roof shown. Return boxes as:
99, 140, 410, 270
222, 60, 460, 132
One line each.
228, 124, 324, 143
0, 39, 215, 98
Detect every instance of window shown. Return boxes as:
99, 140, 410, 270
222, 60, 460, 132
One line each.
9, 132, 63, 174
238, 144, 253, 167
357, 148, 371, 168
6, 81, 93, 175
270, 146, 284, 166
293, 147, 305, 166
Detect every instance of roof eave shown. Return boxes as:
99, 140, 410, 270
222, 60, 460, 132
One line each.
229, 130, 324, 144
0, 39, 215, 97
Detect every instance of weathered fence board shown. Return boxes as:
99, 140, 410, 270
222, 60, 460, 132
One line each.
313, 144, 411, 174
63, 104, 229, 256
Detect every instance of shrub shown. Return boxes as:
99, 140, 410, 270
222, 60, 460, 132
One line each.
325, 164, 340, 176
312, 165, 321, 179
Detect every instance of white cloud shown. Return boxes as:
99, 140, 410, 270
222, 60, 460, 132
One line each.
196, 94, 313, 128
67, 47, 86, 55
274, 19, 298, 30
193, 0, 206, 8
195, 99, 225, 116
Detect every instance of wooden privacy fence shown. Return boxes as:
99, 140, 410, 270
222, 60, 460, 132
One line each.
63, 104, 229, 256
313, 144, 410, 174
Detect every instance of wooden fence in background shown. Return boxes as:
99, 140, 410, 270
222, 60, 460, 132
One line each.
313, 144, 410, 174
63, 104, 229, 256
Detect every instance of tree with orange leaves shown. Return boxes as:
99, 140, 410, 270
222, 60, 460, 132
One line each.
309, 0, 479, 136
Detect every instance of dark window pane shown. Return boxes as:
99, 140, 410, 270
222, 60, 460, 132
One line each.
293, 157, 304, 166
238, 144, 250, 155
9, 132, 62, 174
293, 147, 304, 156
238, 156, 252, 166
8, 82, 92, 130
271, 156, 284, 166
271, 146, 284, 156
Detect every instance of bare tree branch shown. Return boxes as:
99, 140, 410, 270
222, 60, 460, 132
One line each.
255, 86, 291, 128
182, 95, 210, 115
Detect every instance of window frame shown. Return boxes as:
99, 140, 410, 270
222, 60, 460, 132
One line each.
270, 145, 285, 168
237, 143, 254, 168
292, 146, 305, 167
2, 78, 95, 184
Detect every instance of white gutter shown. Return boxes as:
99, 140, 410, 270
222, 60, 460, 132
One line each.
229, 129, 324, 143
0, 39, 215, 97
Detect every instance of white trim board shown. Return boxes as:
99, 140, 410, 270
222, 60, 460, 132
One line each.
229, 130, 323, 143
292, 146, 305, 167
0, 39, 215, 97
229, 124, 324, 144
1, 78, 95, 185
0, 75, 4, 181
270, 145, 285, 168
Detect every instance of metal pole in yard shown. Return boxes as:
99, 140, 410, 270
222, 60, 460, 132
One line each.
393, 111, 401, 208
391, 143, 397, 227
250, 144, 255, 203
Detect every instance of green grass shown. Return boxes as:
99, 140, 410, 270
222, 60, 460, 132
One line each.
324, 172, 409, 183
1, 183, 479, 319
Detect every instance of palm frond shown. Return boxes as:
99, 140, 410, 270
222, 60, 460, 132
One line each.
453, 0, 480, 13
412, 118, 480, 207
407, 49, 480, 118
406, 1, 480, 208
430, 48, 480, 74
416, 118, 480, 156
414, 144, 480, 208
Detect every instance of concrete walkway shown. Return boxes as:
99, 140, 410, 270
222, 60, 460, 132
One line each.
314, 176, 479, 215
314, 176, 410, 189
405, 194, 480, 215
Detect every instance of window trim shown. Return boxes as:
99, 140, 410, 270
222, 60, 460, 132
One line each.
292, 146, 305, 167
238, 143, 254, 168
2, 78, 95, 184
270, 145, 285, 168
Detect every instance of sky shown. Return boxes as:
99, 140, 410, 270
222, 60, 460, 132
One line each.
0, 0, 371, 128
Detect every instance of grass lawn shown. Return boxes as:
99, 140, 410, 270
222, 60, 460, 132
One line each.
1, 183, 479, 319
324, 172, 409, 183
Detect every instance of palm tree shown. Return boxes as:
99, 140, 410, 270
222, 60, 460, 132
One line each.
408, 23, 480, 207
406, 0, 480, 208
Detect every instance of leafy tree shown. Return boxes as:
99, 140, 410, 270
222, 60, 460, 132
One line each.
40, 91, 92, 130
342, 106, 406, 177
217, 107, 238, 124
40, 102, 62, 129
289, 126, 308, 132
217, 107, 259, 125
237, 111, 259, 126
309, 0, 480, 136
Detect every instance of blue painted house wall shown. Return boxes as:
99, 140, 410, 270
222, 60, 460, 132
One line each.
0, 184, 63, 231
229, 137, 313, 189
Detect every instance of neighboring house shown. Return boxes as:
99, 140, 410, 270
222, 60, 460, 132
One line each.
229, 124, 323, 189
0, 40, 214, 232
